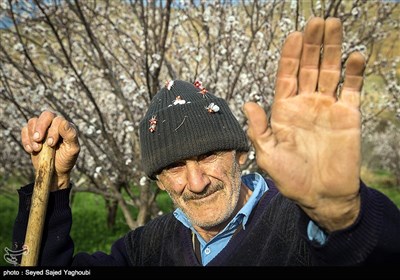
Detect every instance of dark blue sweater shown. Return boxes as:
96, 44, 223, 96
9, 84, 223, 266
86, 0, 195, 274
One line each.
12, 180, 400, 266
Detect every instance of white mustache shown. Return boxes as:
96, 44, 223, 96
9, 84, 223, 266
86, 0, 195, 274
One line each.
182, 184, 224, 201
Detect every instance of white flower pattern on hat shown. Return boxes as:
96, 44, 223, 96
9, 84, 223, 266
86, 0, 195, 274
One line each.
165, 80, 174, 90
206, 103, 220, 113
148, 115, 157, 132
173, 95, 186, 105
193, 80, 208, 98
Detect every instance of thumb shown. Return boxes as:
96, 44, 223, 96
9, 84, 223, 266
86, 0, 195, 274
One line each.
243, 102, 270, 141
59, 120, 79, 147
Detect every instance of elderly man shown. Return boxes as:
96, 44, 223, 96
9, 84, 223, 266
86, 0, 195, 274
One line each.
13, 17, 400, 266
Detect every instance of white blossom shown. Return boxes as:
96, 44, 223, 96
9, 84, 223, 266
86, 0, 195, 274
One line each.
139, 176, 147, 186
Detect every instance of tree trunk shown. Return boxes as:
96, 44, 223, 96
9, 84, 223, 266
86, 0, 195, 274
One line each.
136, 183, 158, 227
106, 199, 118, 229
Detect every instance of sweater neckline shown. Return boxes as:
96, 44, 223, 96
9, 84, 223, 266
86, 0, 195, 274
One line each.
180, 180, 278, 266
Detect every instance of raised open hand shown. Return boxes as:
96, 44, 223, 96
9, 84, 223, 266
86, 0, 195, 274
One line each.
244, 17, 366, 232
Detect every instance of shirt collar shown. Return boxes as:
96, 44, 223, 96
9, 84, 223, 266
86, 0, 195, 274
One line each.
173, 172, 269, 232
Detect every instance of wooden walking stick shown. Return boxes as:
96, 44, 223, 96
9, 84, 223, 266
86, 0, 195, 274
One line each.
21, 142, 55, 266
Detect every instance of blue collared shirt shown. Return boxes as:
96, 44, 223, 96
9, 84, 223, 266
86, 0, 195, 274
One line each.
173, 172, 326, 265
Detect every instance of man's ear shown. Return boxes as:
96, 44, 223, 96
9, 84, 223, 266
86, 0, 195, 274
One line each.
156, 178, 166, 191
238, 151, 248, 165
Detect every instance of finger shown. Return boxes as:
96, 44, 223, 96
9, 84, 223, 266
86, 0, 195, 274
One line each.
275, 31, 303, 100
299, 17, 325, 94
46, 116, 65, 147
33, 111, 56, 143
340, 52, 366, 108
21, 125, 33, 153
243, 102, 270, 140
318, 17, 342, 97
27, 117, 42, 152
59, 120, 80, 150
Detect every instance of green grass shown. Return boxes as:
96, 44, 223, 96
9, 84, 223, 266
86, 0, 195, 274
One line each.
0, 194, 18, 266
361, 167, 400, 207
156, 190, 174, 214
70, 192, 131, 255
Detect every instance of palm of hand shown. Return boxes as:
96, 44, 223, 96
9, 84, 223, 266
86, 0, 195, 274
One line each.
261, 94, 361, 208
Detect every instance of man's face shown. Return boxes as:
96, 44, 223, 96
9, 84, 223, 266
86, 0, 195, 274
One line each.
156, 150, 246, 230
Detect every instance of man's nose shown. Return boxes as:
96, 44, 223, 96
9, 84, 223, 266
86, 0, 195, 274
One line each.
185, 160, 210, 193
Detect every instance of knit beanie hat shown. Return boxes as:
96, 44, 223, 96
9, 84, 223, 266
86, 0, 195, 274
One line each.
139, 80, 249, 179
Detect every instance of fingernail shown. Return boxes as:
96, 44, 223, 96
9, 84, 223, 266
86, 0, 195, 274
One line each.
33, 142, 39, 149
47, 137, 54, 146
64, 122, 70, 131
25, 145, 32, 153
33, 132, 40, 140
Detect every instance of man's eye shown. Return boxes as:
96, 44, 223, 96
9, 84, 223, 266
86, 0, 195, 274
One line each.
199, 152, 217, 161
165, 162, 185, 171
